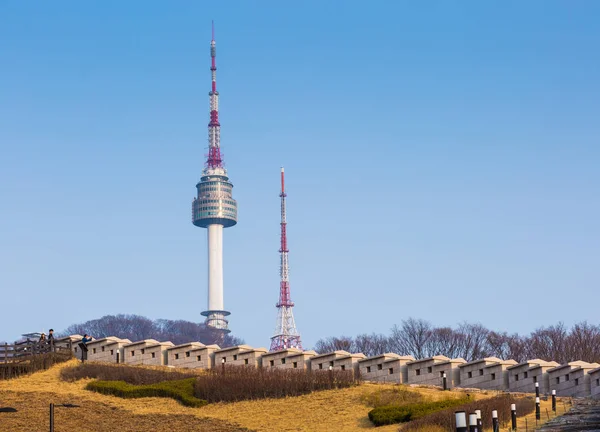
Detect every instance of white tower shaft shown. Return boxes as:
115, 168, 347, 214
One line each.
207, 224, 224, 311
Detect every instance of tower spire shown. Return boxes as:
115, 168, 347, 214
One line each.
193, 23, 238, 334
206, 20, 222, 170
270, 167, 302, 351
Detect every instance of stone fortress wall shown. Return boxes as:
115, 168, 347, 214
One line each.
54, 335, 600, 399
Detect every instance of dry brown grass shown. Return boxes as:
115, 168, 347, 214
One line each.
0, 390, 250, 431
0, 361, 571, 432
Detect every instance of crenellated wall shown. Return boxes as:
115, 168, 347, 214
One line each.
71, 334, 599, 398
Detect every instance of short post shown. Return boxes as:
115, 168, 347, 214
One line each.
221, 358, 225, 374
49, 403, 54, 432
551, 389, 556, 412
536, 396, 541, 421
443, 372, 448, 390
469, 412, 479, 432
511, 403, 517, 431
4, 343, 7, 363
535, 381, 540, 398
329, 365, 334, 387
455, 411, 468, 432
475, 409, 482, 428
492, 409, 499, 432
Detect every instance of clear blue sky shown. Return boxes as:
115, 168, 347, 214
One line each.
1, 1, 599, 347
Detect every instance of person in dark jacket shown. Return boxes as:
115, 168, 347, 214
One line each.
78, 334, 93, 363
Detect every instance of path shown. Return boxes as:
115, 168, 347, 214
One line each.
538, 399, 600, 431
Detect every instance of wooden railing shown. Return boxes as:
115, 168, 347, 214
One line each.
0, 339, 73, 364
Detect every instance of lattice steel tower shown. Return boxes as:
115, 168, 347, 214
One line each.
192, 23, 237, 332
270, 168, 302, 351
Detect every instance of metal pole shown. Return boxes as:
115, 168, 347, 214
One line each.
469, 412, 479, 432
551, 389, 556, 412
536, 396, 541, 421
535, 381, 540, 398
49, 403, 54, 432
443, 372, 448, 390
492, 409, 499, 432
455, 411, 468, 432
511, 403, 517, 431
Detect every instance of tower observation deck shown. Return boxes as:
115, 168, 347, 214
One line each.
192, 23, 237, 333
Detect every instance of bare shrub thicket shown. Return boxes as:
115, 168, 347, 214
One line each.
314, 318, 600, 363
194, 365, 357, 402
61, 314, 244, 347
402, 394, 536, 431
60, 363, 198, 385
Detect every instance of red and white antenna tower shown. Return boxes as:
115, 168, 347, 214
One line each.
270, 167, 302, 351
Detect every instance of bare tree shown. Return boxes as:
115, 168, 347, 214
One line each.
312, 318, 600, 364
389, 318, 433, 359
429, 327, 463, 359
353, 333, 390, 357
61, 314, 244, 347
313, 336, 354, 353
529, 323, 568, 363
456, 322, 490, 361
566, 321, 600, 363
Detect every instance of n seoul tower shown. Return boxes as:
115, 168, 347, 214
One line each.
270, 168, 302, 351
192, 23, 238, 333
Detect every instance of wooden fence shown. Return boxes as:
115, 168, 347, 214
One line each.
1, 339, 73, 363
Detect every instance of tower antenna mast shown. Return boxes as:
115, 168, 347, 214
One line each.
270, 167, 302, 351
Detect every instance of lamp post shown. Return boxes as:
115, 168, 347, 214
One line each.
455, 411, 467, 432
49, 403, 80, 432
475, 409, 482, 428
443, 372, 448, 390
221, 358, 225, 374
468, 412, 479, 432
511, 403, 517, 430
552, 390, 556, 412
492, 409, 499, 432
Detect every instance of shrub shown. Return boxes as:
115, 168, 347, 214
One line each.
401, 394, 536, 431
86, 378, 207, 407
194, 365, 358, 402
368, 395, 471, 426
61, 363, 197, 385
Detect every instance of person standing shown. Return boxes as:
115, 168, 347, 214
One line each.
78, 334, 92, 363
47, 329, 55, 351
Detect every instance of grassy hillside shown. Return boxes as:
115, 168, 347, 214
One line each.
0, 360, 570, 432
